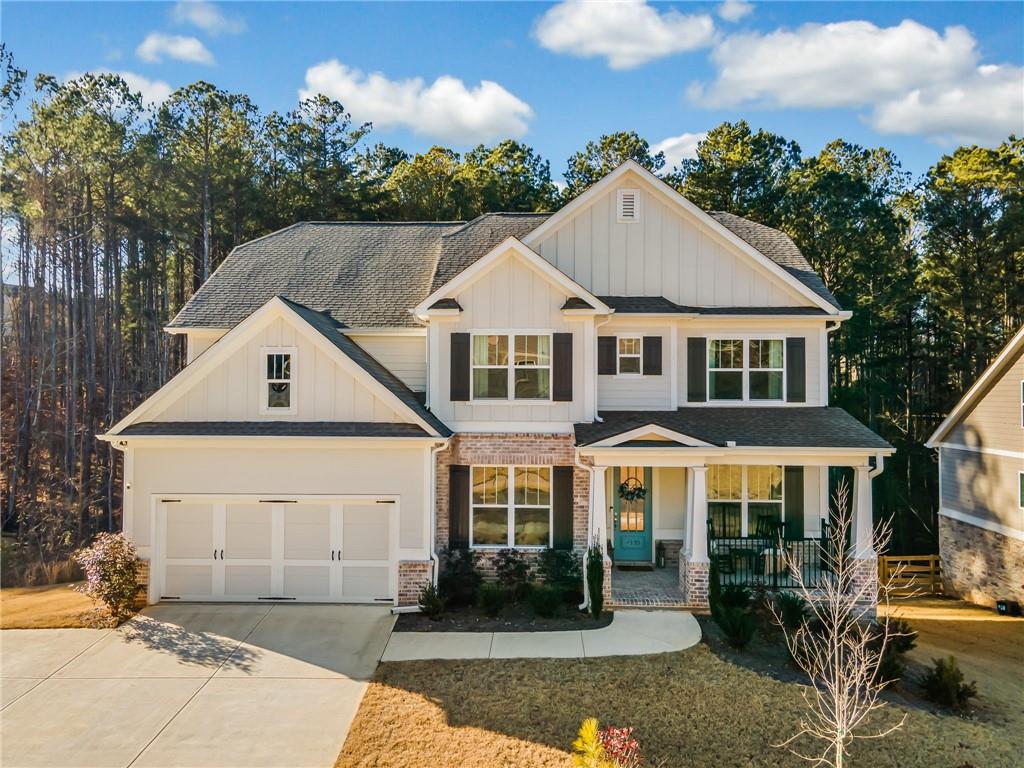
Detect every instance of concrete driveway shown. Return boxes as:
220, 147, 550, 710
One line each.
0, 603, 395, 768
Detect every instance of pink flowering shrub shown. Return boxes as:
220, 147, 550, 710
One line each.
598, 725, 643, 768
74, 532, 139, 621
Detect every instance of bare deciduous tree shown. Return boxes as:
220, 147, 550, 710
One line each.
771, 479, 908, 768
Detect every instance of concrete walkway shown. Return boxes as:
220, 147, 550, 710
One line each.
381, 608, 701, 661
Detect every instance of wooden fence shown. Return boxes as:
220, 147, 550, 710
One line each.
878, 554, 943, 595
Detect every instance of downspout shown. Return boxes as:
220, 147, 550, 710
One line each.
429, 439, 450, 585
868, 453, 885, 479
575, 448, 594, 612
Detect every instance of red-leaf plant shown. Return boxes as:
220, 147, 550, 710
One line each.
597, 725, 643, 768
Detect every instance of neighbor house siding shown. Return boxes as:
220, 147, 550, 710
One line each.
939, 447, 1024, 533
533, 172, 802, 307
348, 334, 427, 392
946, 347, 1024, 452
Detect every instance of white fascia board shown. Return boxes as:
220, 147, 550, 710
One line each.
99, 434, 448, 447
927, 324, 1024, 446
587, 424, 716, 448
413, 237, 612, 318
522, 160, 838, 314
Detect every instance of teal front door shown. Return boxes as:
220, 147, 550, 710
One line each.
613, 466, 653, 563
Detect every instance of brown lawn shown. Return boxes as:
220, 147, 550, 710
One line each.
0, 582, 114, 629
337, 642, 1019, 768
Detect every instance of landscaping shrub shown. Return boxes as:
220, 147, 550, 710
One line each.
709, 559, 722, 615
864, 618, 918, 687
494, 548, 531, 603
597, 724, 643, 768
437, 548, 482, 607
538, 547, 583, 603
528, 584, 562, 618
478, 583, 508, 617
571, 718, 613, 768
887, 618, 918, 655
719, 584, 751, 610
775, 591, 809, 630
923, 655, 978, 711
73, 532, 139, 622
586, 545, 604, 620
716, 605, 757, 649
417, 582, 446, 619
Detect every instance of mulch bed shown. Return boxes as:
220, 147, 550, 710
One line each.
394, 603, 613, 632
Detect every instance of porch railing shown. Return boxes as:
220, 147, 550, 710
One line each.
708, 521, 831, 590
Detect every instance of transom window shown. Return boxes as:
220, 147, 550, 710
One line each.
617, 336, 642, 375
707, 464, 784, 537
470, 466, 552, 548
471, 333, 551, 400
708, 338, 785, 401
261, 348, 296, 413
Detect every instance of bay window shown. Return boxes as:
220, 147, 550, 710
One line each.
708, 337, 785, 401
707, 464, 784, 538
471, 465, 552, 548
471, 333, 551, 400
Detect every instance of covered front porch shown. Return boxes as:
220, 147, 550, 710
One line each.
574, 409, 894, 607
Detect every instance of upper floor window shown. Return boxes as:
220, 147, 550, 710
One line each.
472, 333, 551, 400
708, 337, 784, 401
261, 348, 296, 413
617, 335, 642, 375
470, 465, 552, 548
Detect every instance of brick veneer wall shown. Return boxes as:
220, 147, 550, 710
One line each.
134, 559, 151, 609
398, 560, 434, 606
434, 433, 591, 554
679, 556, 709, 607
939, 515, 1024, 607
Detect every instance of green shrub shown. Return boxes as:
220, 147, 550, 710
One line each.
73, 532, 140, 622
478, 583, 508, 617
586, 545, 604, 620
437, 548, 482, 607
775, 591, 809, 629
715, 606, 757, 649
417, 582, 447, 619
529, 584, 562, 618
719, 584, 751, 610
886, 618, 918, 655
923, 656, 978, 711
494, 548, 531, 603
539, 548, 583, 603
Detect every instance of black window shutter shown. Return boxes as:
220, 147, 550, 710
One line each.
784, 466, 804, 540
643, 336, 662, 375
449, 465, 470, 549
687, 337, 707, 402
553, 332, 573, 401
450, 333, 470, 401
598, 336, 617, 375
552, 466, 574, 550
786, 337, 806, 403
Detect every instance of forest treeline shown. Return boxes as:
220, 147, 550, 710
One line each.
1, 46, 1021, 571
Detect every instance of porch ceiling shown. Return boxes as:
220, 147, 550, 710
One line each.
573, 407, 892, 451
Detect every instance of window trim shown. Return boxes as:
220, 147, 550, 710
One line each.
469, 331, 554, 403
706, 464, 785, 537
260, 346, 297, 415
616, 333, 644, 377
707, 335, 787, 403
469, 464, 554, 550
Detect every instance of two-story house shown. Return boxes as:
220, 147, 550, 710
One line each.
927, 325, 1024, 607
101, 161, 892, 609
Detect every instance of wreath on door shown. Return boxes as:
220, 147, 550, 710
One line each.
618, 475, 647, 502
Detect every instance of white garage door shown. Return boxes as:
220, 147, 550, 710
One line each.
157, 496, 395, 603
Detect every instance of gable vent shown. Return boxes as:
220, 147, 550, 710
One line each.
617, 189, 640, 223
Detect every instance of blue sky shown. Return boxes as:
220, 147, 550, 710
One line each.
5, 1, 1023, 179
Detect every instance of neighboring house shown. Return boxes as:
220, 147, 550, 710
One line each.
927, 326, 1024, 607
100, 161, 892, 609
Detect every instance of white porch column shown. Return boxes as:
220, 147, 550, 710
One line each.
688, 466, 709, 563
852, 465, 876, 558
592, 466, 609, 556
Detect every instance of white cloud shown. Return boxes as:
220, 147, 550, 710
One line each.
870, 64, 1024, 145
718, 0, 753, 23
300, 60, 533, 144
534, 0, 715, 70
172, 1, 246, 35
136, 33, 214, 65
688, 18, 1023, 145
67, 70, 173, 106
652, 131, 707, 168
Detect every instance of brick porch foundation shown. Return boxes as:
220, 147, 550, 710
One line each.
398, 560, 434, 606
679, 555, 710, 607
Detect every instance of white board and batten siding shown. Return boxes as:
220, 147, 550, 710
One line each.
533, 175, 805, 308
348, 334, 427, 392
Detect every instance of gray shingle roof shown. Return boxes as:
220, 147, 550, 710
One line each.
598, 296, 828, 316
280, 297, 451, 437
709, 212, 840, 309
429, 213, 551, 291
119, 422, 430, 437
573, 407, 891, 450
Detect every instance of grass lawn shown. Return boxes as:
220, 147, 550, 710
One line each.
337, 641, 1019, 768
0, 582, 114, 629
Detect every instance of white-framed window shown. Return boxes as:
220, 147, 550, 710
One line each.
471, 332, 551, 401
1018, 470, 1023, 510
470, 465, 552, 548
617, 334, 643, 375
617, 188, 640, 223
261, 347, 296, 414
708, 336, 786, 401
707, 464, 785, 537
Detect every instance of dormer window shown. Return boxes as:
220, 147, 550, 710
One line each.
617, 189, 640, 223
262, 348, 296, 414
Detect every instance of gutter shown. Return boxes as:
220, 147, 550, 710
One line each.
869, 453, 885, 479
429, 439, 451, 587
